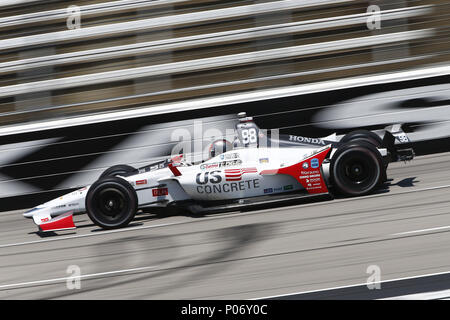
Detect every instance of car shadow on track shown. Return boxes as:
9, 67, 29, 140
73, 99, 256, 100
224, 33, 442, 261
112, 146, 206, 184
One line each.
30, 230, 77, 238
377, 177, 419, 193
324, 177, 419, 200
391, 177, 419, 188
79, 195, 335, 233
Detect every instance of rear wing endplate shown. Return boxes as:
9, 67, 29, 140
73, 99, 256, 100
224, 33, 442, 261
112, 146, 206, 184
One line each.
383, 124, 415, 162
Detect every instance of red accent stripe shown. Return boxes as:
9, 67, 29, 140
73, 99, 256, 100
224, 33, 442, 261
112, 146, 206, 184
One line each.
225, 167, 256, 182
260, 146, 331, 194
259, 169, 278, 175
39, 212, 75, 232
168, 163, 181, 176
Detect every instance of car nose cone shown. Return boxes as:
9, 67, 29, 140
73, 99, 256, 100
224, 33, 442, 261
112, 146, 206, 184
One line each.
23, 207, 41, 218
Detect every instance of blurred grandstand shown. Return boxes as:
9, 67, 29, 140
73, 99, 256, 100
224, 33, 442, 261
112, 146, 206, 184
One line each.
0, 0, 448, 125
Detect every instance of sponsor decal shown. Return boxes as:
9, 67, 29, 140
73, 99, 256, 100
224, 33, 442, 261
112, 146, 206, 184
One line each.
274, 187, 282, 192
260, 146, 331, 194
298, 165, 326, 192
140, 161, 167, 173
310, 158, 319, 169
299, 170, 321, 180
283, 185, 293, 191
219, 153, 240, 160
302, 162, 309, 169
264, 188, 273, 194
200, 159, 242, 170
150, 164, 162, 170
136, 179, 147, 185
197, 179, 260, 194
289, 135, 325, 145
224, 167, 257, 181
196, 170, 222, 184
259, 158, 269, 164
41, 217, 50, 223
152, 188, 168, 196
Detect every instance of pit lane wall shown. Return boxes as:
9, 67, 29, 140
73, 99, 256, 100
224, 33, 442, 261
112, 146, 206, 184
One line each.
0, 66, 448, 209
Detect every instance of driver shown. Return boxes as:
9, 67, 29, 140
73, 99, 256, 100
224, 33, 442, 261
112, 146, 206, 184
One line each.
208, 139, 233, 159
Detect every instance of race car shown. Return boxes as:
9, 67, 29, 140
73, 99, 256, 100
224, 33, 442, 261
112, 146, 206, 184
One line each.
24, 112, 414, 232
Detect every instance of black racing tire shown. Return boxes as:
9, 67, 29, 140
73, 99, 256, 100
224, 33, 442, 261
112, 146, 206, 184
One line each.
331, 141, 384, 197
341, 130, 383, 148
99, 164, 137, 179
86, 177, 138, 229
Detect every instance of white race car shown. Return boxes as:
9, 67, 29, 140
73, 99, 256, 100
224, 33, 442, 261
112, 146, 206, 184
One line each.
24, 112, 414, 232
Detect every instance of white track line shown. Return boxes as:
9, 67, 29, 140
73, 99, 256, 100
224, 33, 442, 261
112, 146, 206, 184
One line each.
392, 225, 450, 236
2, 182, 450, 249
0, 265, 158, 290
253, 269, 450, 300
381, 289, 450, 300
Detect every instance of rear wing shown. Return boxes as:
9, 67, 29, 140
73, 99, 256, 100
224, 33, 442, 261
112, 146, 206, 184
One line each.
382, 124, 415, 162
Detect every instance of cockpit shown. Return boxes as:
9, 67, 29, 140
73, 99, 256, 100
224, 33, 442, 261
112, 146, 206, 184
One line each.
138, 112, 262, 172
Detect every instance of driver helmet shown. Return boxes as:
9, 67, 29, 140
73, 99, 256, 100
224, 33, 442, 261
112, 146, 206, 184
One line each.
208, 139, 233, 159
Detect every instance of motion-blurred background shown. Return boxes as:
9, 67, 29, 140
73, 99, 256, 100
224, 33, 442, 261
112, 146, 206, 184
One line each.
0, 0, 449, 207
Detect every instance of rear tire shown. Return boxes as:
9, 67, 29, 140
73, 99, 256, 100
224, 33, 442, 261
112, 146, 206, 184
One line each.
86, 177, 138, 229
341, 130, 383, 148
99, 164, 136, 179
341, 130, 388, 182
331, 141, 384, 196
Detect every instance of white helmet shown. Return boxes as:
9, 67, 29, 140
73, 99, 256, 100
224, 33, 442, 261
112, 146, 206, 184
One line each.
208, 139, 232, 159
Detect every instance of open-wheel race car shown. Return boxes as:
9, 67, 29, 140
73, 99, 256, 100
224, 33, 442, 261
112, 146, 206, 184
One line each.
24, 112, 414, 232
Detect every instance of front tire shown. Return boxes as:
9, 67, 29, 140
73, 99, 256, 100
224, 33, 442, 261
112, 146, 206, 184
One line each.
99, 164, 137, 179
331, 141, 384, 196
86, 177, 138, 229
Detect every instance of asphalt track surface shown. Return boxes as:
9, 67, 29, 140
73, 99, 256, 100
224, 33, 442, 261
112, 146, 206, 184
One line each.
1, 152, 450, 299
